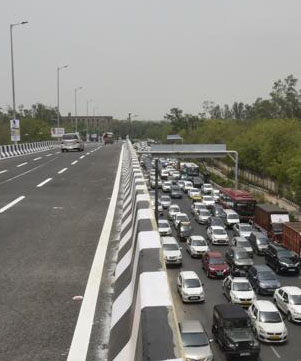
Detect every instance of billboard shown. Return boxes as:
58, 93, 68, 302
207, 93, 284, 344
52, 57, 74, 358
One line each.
51, 128, 65, 137
10, 119, 21, 142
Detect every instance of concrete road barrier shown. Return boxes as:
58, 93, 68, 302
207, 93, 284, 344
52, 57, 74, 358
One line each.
0, 141, 59, 159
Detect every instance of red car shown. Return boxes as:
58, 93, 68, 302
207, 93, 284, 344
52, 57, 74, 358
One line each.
202, 251, 230, 279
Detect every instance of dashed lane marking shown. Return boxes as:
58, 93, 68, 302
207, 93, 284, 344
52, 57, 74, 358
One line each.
55, 151, 60, 154
271, 346, 281, 359
80, 155, 85, 159
46, 154, 53, 157
0, 196, 25, 213
33, 157, 42, 161
36, 177, 53, 188
16, 162, 28, 167
0, 170, 8, 174
58, 168, 68, 174
71, 160, 78, 165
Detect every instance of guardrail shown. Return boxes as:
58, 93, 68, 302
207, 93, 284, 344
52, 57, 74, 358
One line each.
0, 141, 59, 159
108, 140, 183, 361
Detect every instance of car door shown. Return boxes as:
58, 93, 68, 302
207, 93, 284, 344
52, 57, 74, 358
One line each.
249, 268, 257, 289
233, 224, 238, 236
249, 304, 258, 330
202, 254, 208, 270
177, 275, 182, 295
226, 249, 233, 266
224, 278, 231, 300
187, 237, 191, 253
207, 227, 212, 240
281, 291, 289, 314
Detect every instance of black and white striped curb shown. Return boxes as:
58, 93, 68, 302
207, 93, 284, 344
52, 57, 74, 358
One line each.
0, 141, 59, 159
108, 141, 183, 361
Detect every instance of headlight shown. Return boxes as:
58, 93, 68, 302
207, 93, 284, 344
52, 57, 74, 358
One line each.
259, 326, 266, 334
178, 255, 182, 259
232, 294, 240, 301
209, 267, 215, 271
280, 261, 288, 266
228, 343, 236, 349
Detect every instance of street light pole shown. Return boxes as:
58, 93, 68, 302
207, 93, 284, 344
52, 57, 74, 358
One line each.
10, 21, 28, 125
74, 86, 82, 132
57, 65, 68, 129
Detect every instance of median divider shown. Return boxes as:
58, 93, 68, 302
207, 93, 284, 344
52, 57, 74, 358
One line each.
108, 140, 183, 361
0, 141, 59, 159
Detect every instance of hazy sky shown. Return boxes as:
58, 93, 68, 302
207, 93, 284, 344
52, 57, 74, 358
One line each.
1, 0, 301, 120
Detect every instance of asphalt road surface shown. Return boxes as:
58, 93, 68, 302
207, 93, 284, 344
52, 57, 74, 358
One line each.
143, 164, 301, 361
0, 143, 122, 361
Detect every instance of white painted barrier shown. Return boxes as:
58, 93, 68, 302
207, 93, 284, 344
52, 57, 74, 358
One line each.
0, 141, 60, 159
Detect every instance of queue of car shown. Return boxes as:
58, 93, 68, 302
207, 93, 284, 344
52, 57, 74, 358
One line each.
142, 154, 301, 360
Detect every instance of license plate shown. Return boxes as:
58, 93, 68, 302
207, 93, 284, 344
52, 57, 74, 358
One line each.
241, 301, 250, 305
289, 269, 296, 272
240, 352, 250, 356
270, 336, 280, 340
190, 296, 199, 300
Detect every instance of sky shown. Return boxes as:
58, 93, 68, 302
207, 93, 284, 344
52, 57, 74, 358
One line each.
1, 0, 301, 121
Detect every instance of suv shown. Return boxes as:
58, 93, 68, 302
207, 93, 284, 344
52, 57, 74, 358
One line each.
212, 304, 260, 360
265, 243, 300, 274
61, 133, 84, 152
247, 265, 281, 295
249, 231, 269, 255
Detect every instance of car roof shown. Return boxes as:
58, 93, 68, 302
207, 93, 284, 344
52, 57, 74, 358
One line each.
214, 304, 248, 319
190, 235, 205, 241
238, 223, 251, 227
252, 264, 274, 272
177, 212, 187, 217
232, 277, 249, 283
234, 236, 249, 242
158, 219, 169, 224
179, 320, 204, 333
161, 236, 177, 244
170, 204, 180, 209
281, 286, 301, 295
211, 226, 225, 230
180, 271, 199, 280
232, 247, 248, 253
224, 209, 238, 215
255, 300, 278, 312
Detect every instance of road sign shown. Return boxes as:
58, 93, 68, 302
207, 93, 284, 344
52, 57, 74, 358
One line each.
10, 119, 20, 142
51, 128, 65, 137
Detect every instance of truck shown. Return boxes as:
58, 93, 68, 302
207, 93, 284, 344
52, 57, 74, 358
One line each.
102, 132, 115, 145
283, 222, 301, 257
253, 204, 289, 243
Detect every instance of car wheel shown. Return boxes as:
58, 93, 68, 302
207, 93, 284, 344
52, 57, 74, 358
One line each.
276, 265, 281, 274
287, 312, 292, 322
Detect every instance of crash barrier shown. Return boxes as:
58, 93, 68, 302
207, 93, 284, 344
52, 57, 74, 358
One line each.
108, 140, 183, 361
0, 141, 59, 159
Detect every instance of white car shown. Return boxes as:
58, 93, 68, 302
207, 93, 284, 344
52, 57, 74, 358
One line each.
186, 236, 209, 258
224, 209, 240, 228
201, 183, 213, 194
188, 188, 201, 200
173, 212, 190, 228
183, 181, 193, 193
151, 199, 163, 214
160, 195, 171, 209
162, 181, 172, 192
150, 178, 162, 189
158, 219, 172, 236
202, 195, 215, 208
168, 204, 181, 220
233, 223, 253, 239
248, 300, 288, 343
191, 202, 207, 216
177, 180, 185, 190
274, 286, 301, 323
177, 271, 205, 303
223, 276, 255, 308
207, 226, 229, 245
211, 189, 220, 201
160, 169, 169, 180
172, 171, 180, 179
162, 237, 182, 266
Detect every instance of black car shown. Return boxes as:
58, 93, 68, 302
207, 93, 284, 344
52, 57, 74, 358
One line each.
249, 231, 269, 255
212, 304, 260, 360
207, 216, 225, 229
247, 265, 281, 295
212, 204, 226, 218
177, 223, 192, 242
265, 243, 300, 274
171, 185, 182, 199
225, 247, 254, 271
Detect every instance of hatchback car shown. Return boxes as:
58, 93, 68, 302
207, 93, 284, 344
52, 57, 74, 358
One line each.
274, 286, 301, 323
158, 219, 172, 236
212, 204, 226, 218
171, 185, 182, 199
202, 251, 230, 278
168, 204, 181, 220
162, 181, 172, 192
183, 181, 194, 193
191, 202, 207, 216
195, 209, 211, 225
177, 223, 192, 242
248, 300, 288, 343
177, 271, 205, 303
233, 223, 253, 239
249, 231, 269, 255
173, 212, 190, 228
179, 320, 213, 361
201, 183, 213, 194
61, 132, 84, 152
225, 247, 254, 270
211, 189, 220, 202
230, 237, 253, 258
207, 226, 229, 245
207, 216, 225, 229
247, 265, 281, 295
223, 275, 255, 308
186, 236, 209, 258
188, 188, 202, 200
161, 237, 182, 266
160, 195, 171, 209
202, 195, 215, 208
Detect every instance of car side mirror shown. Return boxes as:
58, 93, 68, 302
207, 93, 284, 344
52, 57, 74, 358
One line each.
209, 339, 214, 343
180, 247, 183, 250
252, 315, 256, 320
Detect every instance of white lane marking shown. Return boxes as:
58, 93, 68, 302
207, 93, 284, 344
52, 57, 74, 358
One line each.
46, 153, 53, 157
36, 177, 53, 188
66, 145, 124, 361
0, 170, 8, 174
0, 196, 25, 214
271, 346, 281, 359
86, 152, 90, 155
80, 155, 85, 159
33, 157, 42, 161
58, 168, 68, 174
55, 151, 60, 154
71, 160, 78, 165
16, 162, 28, 167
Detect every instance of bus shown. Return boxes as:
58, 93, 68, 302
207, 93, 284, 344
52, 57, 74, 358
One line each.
103, 132, 115, 145
219, 188, 256, 221
179, 162, 199, 180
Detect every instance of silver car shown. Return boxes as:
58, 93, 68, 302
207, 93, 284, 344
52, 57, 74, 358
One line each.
160, 195, 171, 209
61, 133, 84, 152
179, 320, 213, 361
158, 219, 172, 236
168, 204, 181, 220
233, 223, 253, 239
195, 209, 211, 224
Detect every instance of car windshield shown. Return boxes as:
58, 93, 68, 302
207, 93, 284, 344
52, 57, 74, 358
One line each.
63, 134, 78, 140
181, 332, 208, 347
181, 225, 191, 231
209, 257, 225, 265
170, 206, 180, 212
178, 215, 189, 222
237, 240, 251, 248
191, 188, 199, 192
161, 196, 170, 201
203, 196, 213, 201
233, 282, 252, 291
278, 249, 295, 258
183, 279, 201, 288
259, 311, 282, 323
258, 271, 276, 280
224, 319, 250, 328
290, 295, 301, 305
192, 239, 206, 246
199, 211, 210, 216
159, 221, 169, 227
163, 244, 178, 251
239, 225, 252, 232
213, 229, 226, 235
257, 237, 269, 245
228, 214, 239, 219
235, 251, 249, 259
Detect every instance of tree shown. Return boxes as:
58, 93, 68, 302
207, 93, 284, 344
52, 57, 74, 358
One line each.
164, 108, 184, 132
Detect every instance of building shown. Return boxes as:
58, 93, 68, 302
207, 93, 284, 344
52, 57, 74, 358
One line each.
61, 115, 113, 132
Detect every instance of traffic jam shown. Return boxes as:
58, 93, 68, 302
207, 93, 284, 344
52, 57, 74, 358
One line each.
137, 144, 301, 361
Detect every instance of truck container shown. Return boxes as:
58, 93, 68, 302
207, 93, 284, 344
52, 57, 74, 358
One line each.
254, 204, 289, 243
283, 222, 301, 257
103, 132, 115, 145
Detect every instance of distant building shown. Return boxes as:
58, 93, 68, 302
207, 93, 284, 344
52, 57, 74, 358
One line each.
61, 114, 113, 132
166, 134, 183, 144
